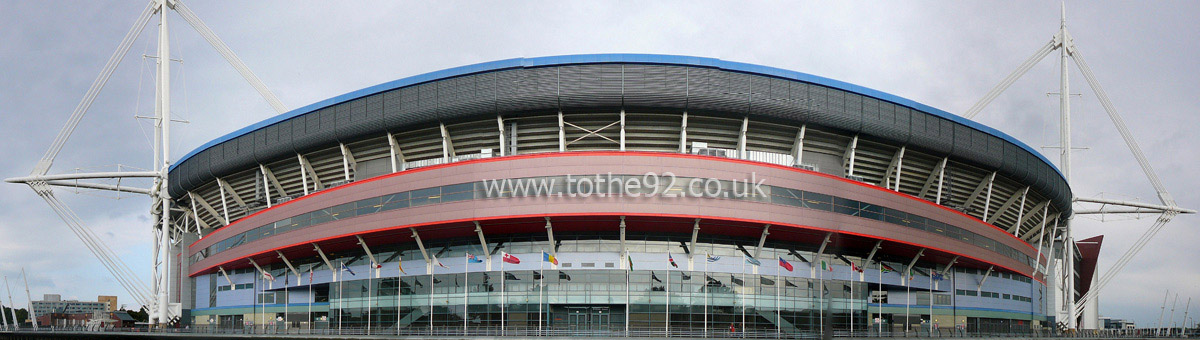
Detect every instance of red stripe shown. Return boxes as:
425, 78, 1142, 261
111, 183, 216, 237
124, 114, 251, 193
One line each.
189, 211, 1043, 284
191, 151, 1044, 259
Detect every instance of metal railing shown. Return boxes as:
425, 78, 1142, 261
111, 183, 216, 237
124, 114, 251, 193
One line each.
0, 325, 1185, 339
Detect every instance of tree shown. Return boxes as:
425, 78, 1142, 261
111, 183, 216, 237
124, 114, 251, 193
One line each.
1, 306, 30, 326
122, 306, 148, 323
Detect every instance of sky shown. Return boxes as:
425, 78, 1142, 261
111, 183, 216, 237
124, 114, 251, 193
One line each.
1, 0, 1197, 327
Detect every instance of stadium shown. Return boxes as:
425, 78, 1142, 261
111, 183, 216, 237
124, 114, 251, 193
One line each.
169, 54, 1083, 336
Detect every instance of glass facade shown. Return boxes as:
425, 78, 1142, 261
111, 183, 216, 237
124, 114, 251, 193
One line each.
196, 233, 1044, 336
326, 269, 865, 335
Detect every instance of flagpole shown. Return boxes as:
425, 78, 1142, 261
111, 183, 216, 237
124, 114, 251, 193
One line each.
428, 258, 434, 334
538, 252, 544, 334
666, 256, 671, 337
776, 257, 781, 338
500, 254, 506, 336
905, 272, 910, 334
338, 261, 343, 335
704, 253, 709, 337
878, 262, 882, 334
463, 255, 468, 335
850, 264, 854, 336
625, 254, 630, 337
253, 273, 257, 333
741, 256, 746, 339
284, 272, 289, 333
403, 260, 408, 336
308, 267, 312, 332
929, 271, 934, 336
819, 261, 824, 338
367, 270, 373, 335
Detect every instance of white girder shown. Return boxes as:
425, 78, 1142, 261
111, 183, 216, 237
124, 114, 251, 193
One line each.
276, 251, 301, 281
902, 248, 925, 286
993, 186, 1028, 227
172, 1, 286, 113
340, 143, 356, 182
356, 235, 380, 278
918, 157, 948, 201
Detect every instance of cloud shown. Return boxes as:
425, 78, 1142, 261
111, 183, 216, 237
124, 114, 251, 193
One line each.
1, 0, 1196, 327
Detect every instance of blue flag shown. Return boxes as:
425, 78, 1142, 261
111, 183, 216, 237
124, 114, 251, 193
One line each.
467, 253, 484, 264
706, 253, 721, 262
744, 255, 761, 266
340, 262, 356, 276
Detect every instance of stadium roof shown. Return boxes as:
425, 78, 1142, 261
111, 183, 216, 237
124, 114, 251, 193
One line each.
170, 53, 1063, 182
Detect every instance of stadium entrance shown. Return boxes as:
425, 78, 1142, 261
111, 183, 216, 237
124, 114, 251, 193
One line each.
560, 306, 618, 331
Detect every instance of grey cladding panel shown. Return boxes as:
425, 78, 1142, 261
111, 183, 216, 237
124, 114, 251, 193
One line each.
381, 89, 404, 130
413, 83, 439, 123
497, 68, 559, 113
438, 74, 496, 120
337, 96, 377, 142
804, 85, 858, 133
254, 121, 292, 165
686, 68, 750, 115
862, 100, 910, 145
748, 76, 802, 121
293, 107, 336, 153
621, 64, 687, 110
909, 113, 952, 155
559, 64, 624, 110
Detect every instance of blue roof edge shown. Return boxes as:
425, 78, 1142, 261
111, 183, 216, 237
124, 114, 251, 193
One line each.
169, 53, 1064, 181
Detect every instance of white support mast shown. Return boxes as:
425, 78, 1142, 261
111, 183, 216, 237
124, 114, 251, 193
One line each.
959, 3, 1192, 330
6, 0, 289, 328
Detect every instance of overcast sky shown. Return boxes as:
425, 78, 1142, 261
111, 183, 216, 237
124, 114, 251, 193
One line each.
2, 0, 1197, 327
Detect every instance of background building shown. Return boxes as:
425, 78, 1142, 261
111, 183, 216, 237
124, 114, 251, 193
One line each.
31, 294, 109, 320
167, 54, 1083, 335
96, 296, 117, 312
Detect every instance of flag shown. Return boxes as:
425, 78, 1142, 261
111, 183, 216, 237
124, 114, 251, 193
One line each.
542, 251, 558, 265
731, 274, 744, 286
850, 261, 862, 273
627, 255, 634, 271
398, 260, 406, 275
820, 260, 834, 272
651, 272, 662, 283
681, 272, 692, 280
706, 253, 721, 262
263, 271, 274, 281
881, 263, 896, 273
340, 263, 356, 276
504, 272, 520, 281
284, 273, 289, 286
668, 253, 679, 268
785, 279, 798, 288
372, 262, 383, 269
558, 271, 572, 281
744, 255, 761, 266
466, 253, 484, 264
502, 252, 520, 264
931, 270, 945, 281
778, 257, 794, 272
760, 276, 776, 285
308, 267, 314, 283
433, 255, 449, 269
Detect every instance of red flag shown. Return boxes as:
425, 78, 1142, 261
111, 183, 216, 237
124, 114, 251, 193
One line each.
502, 252, 521, 264
850, 262, 862, 273
778, 257, 794, 272
668, 253, 679, 268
